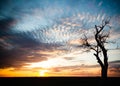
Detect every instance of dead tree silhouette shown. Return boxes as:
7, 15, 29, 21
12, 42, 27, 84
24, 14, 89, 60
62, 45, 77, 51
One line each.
81, 18, 111, 78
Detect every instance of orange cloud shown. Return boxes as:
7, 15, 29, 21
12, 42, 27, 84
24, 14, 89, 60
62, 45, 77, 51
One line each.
0, 63, 119, 77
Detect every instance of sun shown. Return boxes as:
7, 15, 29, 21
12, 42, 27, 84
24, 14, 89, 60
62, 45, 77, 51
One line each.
39, 70, 48, 77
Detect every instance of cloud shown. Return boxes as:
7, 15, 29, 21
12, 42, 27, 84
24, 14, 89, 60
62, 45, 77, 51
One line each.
98, 1, 103, 7
0, 13, 119, 70
44, 64, 100, 76
63, 57, 75, 60
0, 29, 64, 68
47, 61, 120, 76
108, 60, 120, 76
0, 45, 56, 68
109, 60, 120, 68
0, 17, 16, 31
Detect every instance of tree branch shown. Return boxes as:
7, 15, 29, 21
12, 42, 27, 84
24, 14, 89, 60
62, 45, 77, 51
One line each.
94, 53, 104, 67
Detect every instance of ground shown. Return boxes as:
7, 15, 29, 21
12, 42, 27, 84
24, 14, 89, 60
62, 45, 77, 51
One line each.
0, 77, 119, 86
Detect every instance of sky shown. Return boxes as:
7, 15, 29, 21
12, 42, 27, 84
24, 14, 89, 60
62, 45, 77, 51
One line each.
0, 0, 120, 77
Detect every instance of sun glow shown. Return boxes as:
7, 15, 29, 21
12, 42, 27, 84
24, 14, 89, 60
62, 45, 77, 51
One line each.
25, 58, 69, 68
39, 70, 48, 77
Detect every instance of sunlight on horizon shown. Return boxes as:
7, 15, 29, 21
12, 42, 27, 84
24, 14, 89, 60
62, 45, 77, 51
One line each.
39, 70, 49, 77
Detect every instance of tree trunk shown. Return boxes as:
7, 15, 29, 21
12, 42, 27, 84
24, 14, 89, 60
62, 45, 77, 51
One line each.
102, 49, 108, 78
101, 66, 108, 78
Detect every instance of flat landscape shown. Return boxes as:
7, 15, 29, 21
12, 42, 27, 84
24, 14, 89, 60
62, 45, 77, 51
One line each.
0, 77, 119, 86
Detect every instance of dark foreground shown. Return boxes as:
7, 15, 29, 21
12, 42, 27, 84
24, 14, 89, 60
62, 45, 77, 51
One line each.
0, 77, 119, 86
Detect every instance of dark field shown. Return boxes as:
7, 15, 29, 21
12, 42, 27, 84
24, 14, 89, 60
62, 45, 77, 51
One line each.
0, 77, 119, 86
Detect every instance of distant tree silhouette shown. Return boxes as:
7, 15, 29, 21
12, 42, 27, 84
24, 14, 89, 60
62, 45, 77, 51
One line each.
81, 18, 111, 78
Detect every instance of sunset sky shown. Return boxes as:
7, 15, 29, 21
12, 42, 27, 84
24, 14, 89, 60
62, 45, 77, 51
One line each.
0, 0, 120, 77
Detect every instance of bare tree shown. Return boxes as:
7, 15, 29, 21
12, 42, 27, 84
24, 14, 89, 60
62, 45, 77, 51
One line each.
81, 18, 111, 78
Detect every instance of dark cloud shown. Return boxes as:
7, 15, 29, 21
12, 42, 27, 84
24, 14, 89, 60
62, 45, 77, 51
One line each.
0, 48, 28, 68
0, 45, 50, 68
109, 60, 120, 64
109, 60, 120, 68
108, 60, 120, 73
0, 28, 63, 68
0, 17, 16, 31
0, 0, 10, 11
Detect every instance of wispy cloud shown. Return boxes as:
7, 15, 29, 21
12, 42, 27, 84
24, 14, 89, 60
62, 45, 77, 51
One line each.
98, 1, 103, 7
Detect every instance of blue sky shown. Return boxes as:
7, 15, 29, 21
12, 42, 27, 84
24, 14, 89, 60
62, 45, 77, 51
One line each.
0, 0, 120, 76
